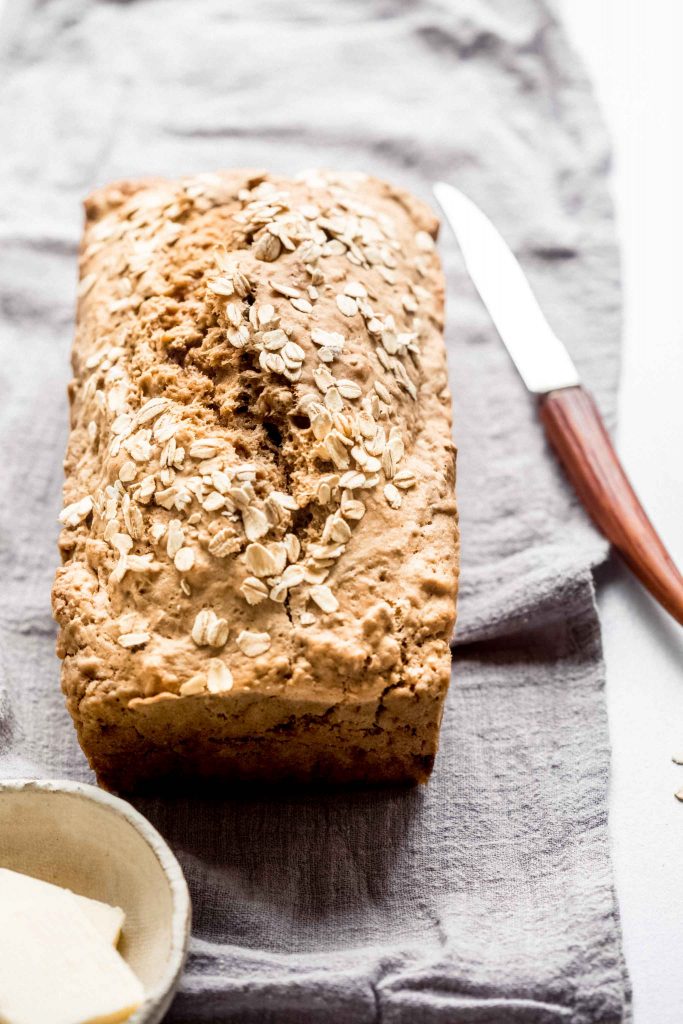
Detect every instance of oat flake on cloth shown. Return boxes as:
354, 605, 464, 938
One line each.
0, 1, 630, 1021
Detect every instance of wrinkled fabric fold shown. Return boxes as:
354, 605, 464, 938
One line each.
0, 0, 629, 1021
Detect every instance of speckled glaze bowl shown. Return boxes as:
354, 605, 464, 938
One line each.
0, 778, 191, 1024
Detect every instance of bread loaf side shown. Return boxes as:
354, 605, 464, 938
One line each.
52, 169, 458, 791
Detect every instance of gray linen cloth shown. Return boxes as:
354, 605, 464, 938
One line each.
0, 0, 630, 1021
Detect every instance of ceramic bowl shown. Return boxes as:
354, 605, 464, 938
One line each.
0, 778, 191, 1024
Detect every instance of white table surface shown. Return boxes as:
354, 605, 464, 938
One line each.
562, 3, 683, 1022
1, 1, 681, 1019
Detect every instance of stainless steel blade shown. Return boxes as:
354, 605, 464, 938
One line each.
433, 182, 580, 394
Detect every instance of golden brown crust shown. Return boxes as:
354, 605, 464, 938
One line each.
52, 168, 459, 791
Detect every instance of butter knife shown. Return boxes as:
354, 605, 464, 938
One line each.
434, 181, 683, 625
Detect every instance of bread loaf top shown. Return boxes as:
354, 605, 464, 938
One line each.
53, 170, 458, 711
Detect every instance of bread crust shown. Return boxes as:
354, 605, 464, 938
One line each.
52, 169, 458, 791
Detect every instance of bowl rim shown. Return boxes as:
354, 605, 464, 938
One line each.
0, 777, 191, 1024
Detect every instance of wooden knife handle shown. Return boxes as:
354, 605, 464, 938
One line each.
539, 386, 683, 625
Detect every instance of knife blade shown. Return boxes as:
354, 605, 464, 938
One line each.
434, 181, 683, 626
433, 182, 580, 393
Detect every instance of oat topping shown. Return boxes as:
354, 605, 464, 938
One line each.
336, 294, 358, 317
57, 169, 441, 699
236, 630, 272, 657
240, 577, 269, 605
117, 631, 150, 649
308, 584, 339, 613
383, 483, 402, 510
174, 547, 195, 573
191, 609, 229, 648
179, 676, 206, 696
206, 659, 234, 693
208, 528, 240, 558
393, 469, 417, 490
245, 542, 287, 578
59, 496, 93, 528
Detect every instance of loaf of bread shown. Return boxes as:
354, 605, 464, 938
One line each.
52, 169, 458, 791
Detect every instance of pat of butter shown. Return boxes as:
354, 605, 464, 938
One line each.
45, 881, 125, 947
73, 893, 125, 947
0, 868, 144, 1024
0, 871, 126, 948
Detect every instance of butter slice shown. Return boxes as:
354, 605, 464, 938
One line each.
0, 872, 126, 947
0, 868, 144, 1024
68, 891, 125, 947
